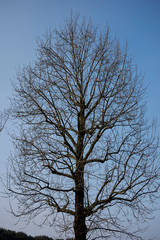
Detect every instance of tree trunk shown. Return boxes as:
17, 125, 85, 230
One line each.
74, 105, 87, 240
74, 171, 87, 240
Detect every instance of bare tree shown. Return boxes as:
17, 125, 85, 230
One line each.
7, 14, 160, 240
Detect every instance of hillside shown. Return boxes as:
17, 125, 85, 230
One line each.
0, 228, 73, 240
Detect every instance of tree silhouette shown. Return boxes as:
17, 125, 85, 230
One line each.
7, 14, 160, 240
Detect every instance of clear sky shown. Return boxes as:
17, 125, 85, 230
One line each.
0, 0, 160, 239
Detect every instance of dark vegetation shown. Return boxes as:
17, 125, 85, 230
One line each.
0, 228, 52, 240
0, 228, 74, 240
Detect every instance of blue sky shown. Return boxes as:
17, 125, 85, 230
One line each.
0, 0, 160, 239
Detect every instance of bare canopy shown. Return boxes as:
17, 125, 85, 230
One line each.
7, 14, 159, 240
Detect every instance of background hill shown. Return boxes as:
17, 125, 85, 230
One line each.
0, 228, 74, 240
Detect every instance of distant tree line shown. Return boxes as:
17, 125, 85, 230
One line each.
0, 228, 74, 240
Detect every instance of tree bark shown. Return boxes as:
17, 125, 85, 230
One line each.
74, 104, 87, 240
74, 171, 87, 240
